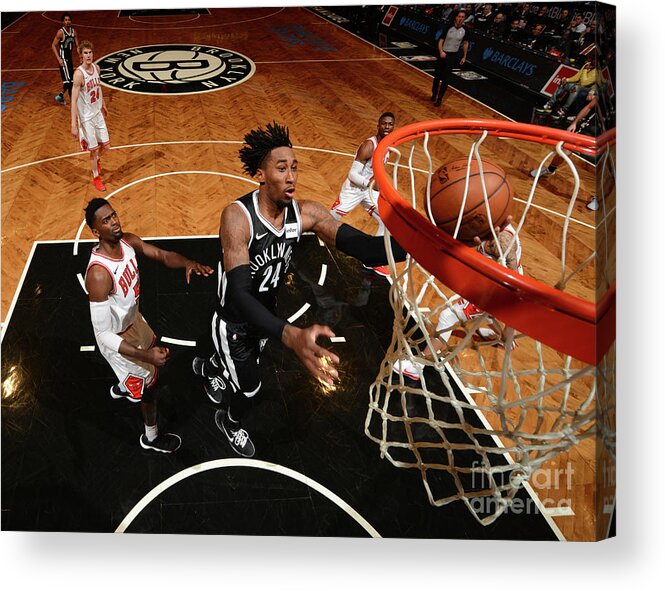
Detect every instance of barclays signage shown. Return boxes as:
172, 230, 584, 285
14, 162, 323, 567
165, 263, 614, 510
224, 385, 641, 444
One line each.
481, 47, 537, 76
398, 15, 430, 35
467, 31, 561, 94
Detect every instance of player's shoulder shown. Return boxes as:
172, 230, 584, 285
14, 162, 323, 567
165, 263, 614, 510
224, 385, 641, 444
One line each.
120, 233, 142, 251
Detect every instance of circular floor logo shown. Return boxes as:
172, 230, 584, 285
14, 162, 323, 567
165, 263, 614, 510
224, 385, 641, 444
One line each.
97, 44, 255, 95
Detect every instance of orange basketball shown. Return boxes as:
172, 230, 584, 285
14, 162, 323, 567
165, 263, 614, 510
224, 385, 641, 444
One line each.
427, 158, 513, 243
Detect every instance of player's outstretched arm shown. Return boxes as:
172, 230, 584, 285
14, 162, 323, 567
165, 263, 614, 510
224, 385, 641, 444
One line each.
86, 264, 170, 366
122, 233, 214, 284
299, 200, 406, 266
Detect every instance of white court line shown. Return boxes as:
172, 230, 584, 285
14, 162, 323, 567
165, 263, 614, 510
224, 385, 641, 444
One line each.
330, 336, 346, 343
543, 506, 576, 517
317, 264, 328, 286
80, 346, 95, 352
255, 57, 396, 64
1, 139, 599, 231
161, 336, 196, 347
1, 241, 38, 344
71, 170, 257, 256
115, 458, 381, 536
77, 273, 87, 295
39, 8, 286, 32
287, 303, 311, 323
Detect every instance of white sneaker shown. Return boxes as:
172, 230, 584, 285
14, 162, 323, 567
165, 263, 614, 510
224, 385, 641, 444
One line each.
392, 358, 424, 380
586, 196, 599, 211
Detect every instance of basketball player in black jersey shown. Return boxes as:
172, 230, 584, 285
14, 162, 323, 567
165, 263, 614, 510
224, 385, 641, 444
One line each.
193, 122, 406, 457
51, 13, 78, 105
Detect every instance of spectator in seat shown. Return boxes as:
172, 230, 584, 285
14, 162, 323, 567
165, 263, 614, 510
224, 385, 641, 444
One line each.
524, 22, 550, 52
489, 12, 508, 38
536, 55, 602, 118
474, 4, 495, 32
506, 18, 525, 43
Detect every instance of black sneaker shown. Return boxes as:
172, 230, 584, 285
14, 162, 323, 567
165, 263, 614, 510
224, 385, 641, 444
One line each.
535, 105, 552, 114
139, 432, 182, 453
215, 409, 255, 457
110, 384, 141, 403
193, 357, 228, 403
192, 356, 206, 376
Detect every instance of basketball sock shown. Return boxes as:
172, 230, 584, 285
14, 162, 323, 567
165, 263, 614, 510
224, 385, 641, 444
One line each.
145, 424, 158, 442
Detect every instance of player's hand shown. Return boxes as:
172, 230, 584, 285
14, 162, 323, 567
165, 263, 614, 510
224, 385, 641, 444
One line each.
101, 104, 109, 118
58, 58, 64, 66
460, 56, 466, 65
185, 260, 214, 284
440, 50, 447, 59
282, 324, 340, 386
472, 215, 513, 247
566, 121, 578, 133
71, 124, 78, 138
146, 346, 170, 367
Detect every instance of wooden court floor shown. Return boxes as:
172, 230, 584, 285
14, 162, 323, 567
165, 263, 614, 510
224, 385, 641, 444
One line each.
1, 7, 611, 541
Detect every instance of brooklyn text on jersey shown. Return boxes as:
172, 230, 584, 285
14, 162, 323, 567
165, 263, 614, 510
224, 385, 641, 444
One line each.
96, 44, 256, 95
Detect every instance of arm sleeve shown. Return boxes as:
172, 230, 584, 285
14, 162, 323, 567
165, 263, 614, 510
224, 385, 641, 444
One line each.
226, 265, 287, 340
347, 160, 370, 189
89, 300, 123, 352
335, 223, 407, 267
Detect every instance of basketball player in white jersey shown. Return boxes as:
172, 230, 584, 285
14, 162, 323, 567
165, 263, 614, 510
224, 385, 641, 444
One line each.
85, 198, 213, 453
329, 112, 396, 278
192, 122, 407, 457
51, 12, 78, 105
394, 222, 522, 380
71, 40, 109, 192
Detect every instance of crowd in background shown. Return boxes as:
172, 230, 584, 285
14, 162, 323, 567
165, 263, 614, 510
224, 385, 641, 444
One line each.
410, 3, 607, 66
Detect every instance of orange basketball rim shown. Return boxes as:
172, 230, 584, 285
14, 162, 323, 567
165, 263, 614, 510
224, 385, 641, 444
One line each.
372, 118, 616, 366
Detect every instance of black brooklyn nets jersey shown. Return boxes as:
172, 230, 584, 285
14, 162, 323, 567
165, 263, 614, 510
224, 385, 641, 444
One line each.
217, 190, 302, 323
59, 27, 76, 58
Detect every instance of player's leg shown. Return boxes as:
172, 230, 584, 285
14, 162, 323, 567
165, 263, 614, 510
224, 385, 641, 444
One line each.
104, 316, 181, 452
94, 112, 111, 180
330, 182, 363, 220
195, 313, 258, 456
361, 190, 390, 278
56, 63, 67, 104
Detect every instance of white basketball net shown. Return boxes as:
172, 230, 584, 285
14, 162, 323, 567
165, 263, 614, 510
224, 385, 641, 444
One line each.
365, 127, 616, 526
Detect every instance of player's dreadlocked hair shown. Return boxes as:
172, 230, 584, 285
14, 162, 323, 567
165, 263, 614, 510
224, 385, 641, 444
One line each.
238, 122, 292, 177
85, 198, 109, 228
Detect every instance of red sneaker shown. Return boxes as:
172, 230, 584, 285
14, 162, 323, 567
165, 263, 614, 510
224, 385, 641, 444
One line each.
92, 176, 106, 191
371, 265, 390, 278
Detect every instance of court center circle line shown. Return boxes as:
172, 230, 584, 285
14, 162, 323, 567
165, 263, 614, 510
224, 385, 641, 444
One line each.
40, 8, 286, 31
115, 458, 381, 537
128, 14, 201, 25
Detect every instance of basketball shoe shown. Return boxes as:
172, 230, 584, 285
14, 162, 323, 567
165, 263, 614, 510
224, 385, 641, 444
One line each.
215, 409, 255, 457
55, 93, 65, 105
140, 432, 182, 453
530, 167, 554, 178
110, 384, 141, 403
363, 264, 390, 278
192, 356, 228, 404
92, 176, 106, 191
392, 358, 424, 380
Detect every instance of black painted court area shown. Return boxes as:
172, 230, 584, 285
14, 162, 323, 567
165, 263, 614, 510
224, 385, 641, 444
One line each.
1, 236, 556, 539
